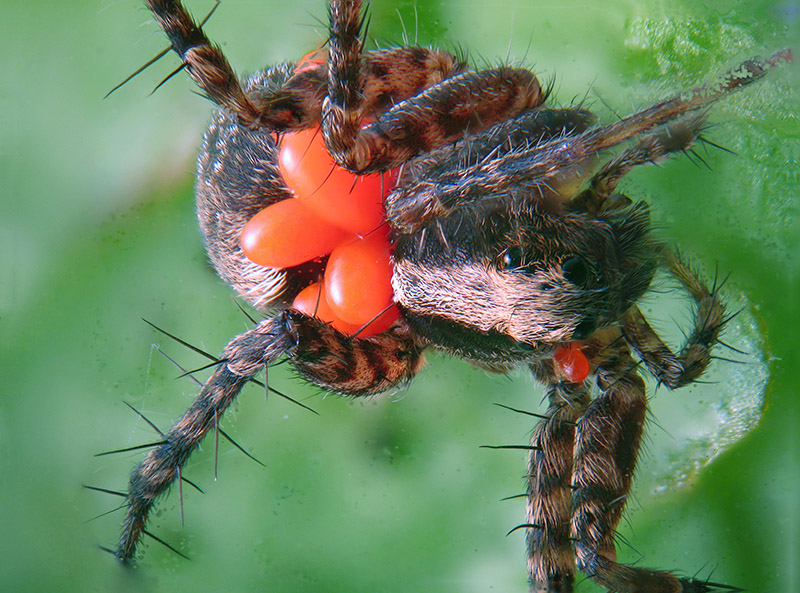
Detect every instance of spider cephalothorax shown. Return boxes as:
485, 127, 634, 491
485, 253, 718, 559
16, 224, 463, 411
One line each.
100, 1, 790, 591
391, 194, 659, 351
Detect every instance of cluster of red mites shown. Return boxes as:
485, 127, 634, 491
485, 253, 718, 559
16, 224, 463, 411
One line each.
241, 123, 400, 337
240, 52, 588, 379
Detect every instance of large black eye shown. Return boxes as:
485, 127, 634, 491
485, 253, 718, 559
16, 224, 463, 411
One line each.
572, 316, 597, 339
502, 246, 523, 270
562, 256, 590, 287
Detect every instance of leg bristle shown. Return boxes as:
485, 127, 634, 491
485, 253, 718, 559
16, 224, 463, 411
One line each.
680, 577, 744, 593
123, 401, 164, 436
94, 441, 167, 457
218, 427, 265, 467
507, 523, 542, 536
83, 484, 127, 498
480, 444, 541, 451
142, 529, 190, 560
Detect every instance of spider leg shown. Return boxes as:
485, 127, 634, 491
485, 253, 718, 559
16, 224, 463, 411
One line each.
250, 46, 468, 132
526, 362, 591, 593
572, 111, 708, 214
144, 0, 262, 126
623, 251, 726, 388
387, 50, 789, 216
387, 107, 596, 233
116, 311, 424, 561
287, 311, 426, 395
571, 336, 686, 592
323, 0, 546, 172
570, 333, 737, 593
116, 314, 294, 560
144, 1, 465, 131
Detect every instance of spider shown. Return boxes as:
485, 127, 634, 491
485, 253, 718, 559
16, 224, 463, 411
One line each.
101, 1, 790, 591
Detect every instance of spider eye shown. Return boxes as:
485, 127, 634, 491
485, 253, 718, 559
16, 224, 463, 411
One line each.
562, 256, 591, 287
571, 316, 597, 340
502, 246, 523, 270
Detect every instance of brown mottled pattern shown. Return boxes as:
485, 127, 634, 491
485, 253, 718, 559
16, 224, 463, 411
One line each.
623, 251, 726, 388
326, 67, 544, 172
263, 47, 464, 131
289, 312, 426, 396
117, 315, 297, 560
145, 0, 261, 126
527, 362, 591, 593
362, 48, 466, 112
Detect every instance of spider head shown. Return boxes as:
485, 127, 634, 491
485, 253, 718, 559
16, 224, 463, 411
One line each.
392, 199, 659, 363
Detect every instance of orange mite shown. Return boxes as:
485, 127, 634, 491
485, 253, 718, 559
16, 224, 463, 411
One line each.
241, 124, 400, 337
553, 343, 590, 383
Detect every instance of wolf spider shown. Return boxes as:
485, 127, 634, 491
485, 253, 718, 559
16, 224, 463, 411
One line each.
100, 0, 790, 591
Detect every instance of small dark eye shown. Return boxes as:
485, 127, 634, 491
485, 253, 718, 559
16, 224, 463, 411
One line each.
502, 246, 523, 270
562, 256, 590, 287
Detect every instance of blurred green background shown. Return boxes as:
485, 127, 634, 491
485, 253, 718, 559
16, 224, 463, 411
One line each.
1, 0, 797, 592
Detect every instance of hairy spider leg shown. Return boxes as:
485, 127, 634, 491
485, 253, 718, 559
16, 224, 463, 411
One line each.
569, 110, 729, 391
117, 314, 294, 559
570, 339, 659, 593
117, 311, 424, 560
569, 326, 733, 593
322, 0, 547, 172
575, 111, 709, 213
145, 0, 467, 130
288, 311, 424, 394
526, 363, 591, 593
526, 317, 729, 593
623, 253, 728, 389
387, 107, 597, 233
384, 50, 790, 225
523, 256, 726, 593
144, 0, 262, 126
518, 91, 735, 593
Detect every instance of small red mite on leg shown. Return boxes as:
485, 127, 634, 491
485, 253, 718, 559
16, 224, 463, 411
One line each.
553, 343, 590, 383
